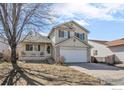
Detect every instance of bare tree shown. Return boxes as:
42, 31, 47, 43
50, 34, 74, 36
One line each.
0, 3, 54, 69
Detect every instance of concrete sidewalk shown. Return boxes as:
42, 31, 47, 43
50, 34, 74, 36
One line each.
115, 64, 124, 69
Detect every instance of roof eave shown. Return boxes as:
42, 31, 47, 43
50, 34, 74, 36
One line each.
48, 20, 90, 36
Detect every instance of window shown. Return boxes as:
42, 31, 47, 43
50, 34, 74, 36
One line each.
68, 31, 70, 38
79, 33, 83, 40
59, 30, 64, 37
93, 50, 98, 56
75, 32, 85, 40
64, 31, 68, 38
75, 32, 79, 38
26, 44, 33, 51
47, 46, 51, 54
38, 45, 40, 51
82, 33, 85, 40
59, 30, 69, 38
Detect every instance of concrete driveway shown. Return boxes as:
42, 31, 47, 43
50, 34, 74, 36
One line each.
69, 63, 124, 85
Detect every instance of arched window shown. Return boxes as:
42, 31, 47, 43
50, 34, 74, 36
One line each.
47, 46, 51, 54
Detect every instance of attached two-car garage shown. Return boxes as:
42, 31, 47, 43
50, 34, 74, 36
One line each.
54, 37, 90, 63
60, 47, 87, 63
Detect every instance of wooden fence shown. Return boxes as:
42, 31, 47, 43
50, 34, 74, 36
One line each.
105, 55, 115, 65
91, 55, 115, 65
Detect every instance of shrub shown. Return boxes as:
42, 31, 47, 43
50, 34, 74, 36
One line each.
56, 56, 65, 65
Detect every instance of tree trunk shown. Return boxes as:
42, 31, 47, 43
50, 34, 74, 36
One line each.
11, 45, 17, 69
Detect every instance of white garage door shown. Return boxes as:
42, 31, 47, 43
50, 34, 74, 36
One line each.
60, 47, 87, 63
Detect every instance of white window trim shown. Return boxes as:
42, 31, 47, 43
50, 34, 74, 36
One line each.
59, 30, 68, 38
63, 31, 68, 38
75, 32, 85, 40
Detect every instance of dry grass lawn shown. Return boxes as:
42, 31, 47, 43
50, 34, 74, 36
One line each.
0, 62, 107, 85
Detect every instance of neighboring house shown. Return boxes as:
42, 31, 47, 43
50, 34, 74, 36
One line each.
89, 38, 124, 64
88, 40, 113, 62
106, 38, 124, 63
19, 21, 91, 63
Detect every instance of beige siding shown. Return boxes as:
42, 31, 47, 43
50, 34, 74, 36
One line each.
49, 30, 56, 44
58, 37, 88, 48
54, 45, 60, 62
51, 46, 55, 59
87, 48, 91, 62
109, 46, 124, 63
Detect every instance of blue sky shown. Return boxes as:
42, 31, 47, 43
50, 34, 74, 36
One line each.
40, 3, 124, 41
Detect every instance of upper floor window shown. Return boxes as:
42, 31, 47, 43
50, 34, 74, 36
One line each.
75, 32, 85, 40
82, 33, 85, 40
59, 30, 70, 38
26, 44, 33, 51
59, 30, 64, 37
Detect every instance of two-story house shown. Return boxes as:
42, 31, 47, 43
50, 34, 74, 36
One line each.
18, 21, 91, 63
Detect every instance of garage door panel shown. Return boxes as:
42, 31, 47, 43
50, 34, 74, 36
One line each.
60, 47, 87, 63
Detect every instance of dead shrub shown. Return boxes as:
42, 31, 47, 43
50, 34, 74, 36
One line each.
56, 56, 65, 65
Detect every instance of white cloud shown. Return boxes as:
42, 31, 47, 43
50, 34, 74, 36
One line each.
74, 19, 89, 26
52, 3, 124, 21
39, 31, 48, 36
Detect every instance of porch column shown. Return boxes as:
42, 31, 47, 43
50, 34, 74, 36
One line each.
44, 43, 47, 58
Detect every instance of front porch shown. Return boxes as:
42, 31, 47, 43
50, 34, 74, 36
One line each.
18, 42, 52, 61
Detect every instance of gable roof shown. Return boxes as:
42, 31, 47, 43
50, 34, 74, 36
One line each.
22, 31, 51, 43
106, 38, 124, 47
48, 20, 90, 36
89, 39, 108, 45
